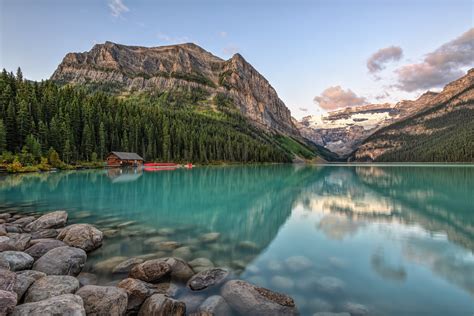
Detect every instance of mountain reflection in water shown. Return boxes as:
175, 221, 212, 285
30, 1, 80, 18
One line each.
1, 165, 473, 315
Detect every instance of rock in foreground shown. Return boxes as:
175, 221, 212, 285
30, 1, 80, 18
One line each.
57, 224, 103, 252
138, 293, 185, 316
221, 280, 298, 315
76, 285, 128, 316
32, 246, 86, 276
11, 294, 85, 316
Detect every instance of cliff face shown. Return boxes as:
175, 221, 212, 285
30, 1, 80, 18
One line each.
353, 69, 474, 161
51, 42, 300, 137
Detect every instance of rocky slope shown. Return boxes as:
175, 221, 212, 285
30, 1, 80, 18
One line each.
353, 69, 474, 162
297, 92, 439, 156
51, 41, 299, 137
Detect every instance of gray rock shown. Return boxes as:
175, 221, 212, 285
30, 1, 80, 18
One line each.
237, 240, 260, 251
153, 241, 181, 251
308, 298, 334, 313
172, 246, 193, 261
76, 285, 128, 316
12, 216, 36, 227
187, 268, 229, 291
161, 257, 195, 282
57, 224, 103, 252
14, 270, 46, 301
315, 276, 345, 293
24, 239, 67, 260
138, 294, 185, 316
30, 229, 59, 239
188, 258, 214, 273
0, 251, 34, 271
178, 293, 205, 313
25, 275, 79, 303
0, 289, 17, 315
129, 259, 172, 283
33, 246, 87, 276
7, 234, 32, 251
0, 268, 16, 291
77, 272, 98, 286
270, 275, 295, 290
25, 211, 68, 232
199, 232, 221, 243
198, 295, 232, 315
94, 256, 128, 273
118, 278, 160, 312
112, 258, 144, 274
0, 224, 7, 236
11, 294, 85, 315
221, 280, 298, 316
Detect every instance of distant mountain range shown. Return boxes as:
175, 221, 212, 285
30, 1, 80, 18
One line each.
49, 42, 473, 163
297, 69, 474, 162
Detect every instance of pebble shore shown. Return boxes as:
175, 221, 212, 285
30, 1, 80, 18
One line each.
0, 210, 301, 315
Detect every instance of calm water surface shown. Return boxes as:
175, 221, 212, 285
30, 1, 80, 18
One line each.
1, 165, 473, 315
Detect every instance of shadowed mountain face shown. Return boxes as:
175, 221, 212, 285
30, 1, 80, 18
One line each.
51, 41, 300, 137
297, 70, 473, 159
353, 69, 474, 161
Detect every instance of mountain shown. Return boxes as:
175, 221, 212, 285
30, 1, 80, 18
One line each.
297, 92, 438, 157
353, 69, 474, 162
51, 41, 299, 137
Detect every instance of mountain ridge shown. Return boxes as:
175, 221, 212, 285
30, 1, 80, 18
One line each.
51, 41, 300, 137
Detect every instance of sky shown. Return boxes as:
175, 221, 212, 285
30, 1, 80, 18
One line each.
1, 0, 473, 119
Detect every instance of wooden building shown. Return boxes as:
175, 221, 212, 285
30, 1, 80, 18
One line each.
106, 151, 144, 167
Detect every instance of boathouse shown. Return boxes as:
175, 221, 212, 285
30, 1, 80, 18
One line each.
106, 151, 144, 167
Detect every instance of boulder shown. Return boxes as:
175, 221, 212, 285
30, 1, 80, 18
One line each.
138, 294, 185, 316
12, 216, 36, 227
24, 239, 67, 260
160, 257, 194, 282
172, 246, 193, 261
237, 240, 260, 251
0, 251, 34, 271
33, 246, 87, 276
313, 313, 350, 316
77, 272, 98, 286
187, 268, 229, 291
188, 258, 215, 273
270, 275, 295, 290
198, 295, 232, 315
7, 234, 32, 251
118, 278, 160, 312
0, 268, 16, 291
0, 289, 17, 315
129, 259, 171, 283
178, 293, 205, 313
0, 224, 7, 236
221, 280, 298, 315
25, 211, 68, 232
25, 275, 79, 303
30, 229, 59, 239
285, 255, 313, 272
76, 285, 128, 316
11, 294, 85, 315
57, 224, 103, 252
94, 256, 128, 273
153, 241, 181, 251
13, 270, 46, 301
112, 258, 144, 274
199, 232, 220, 243
342, 302, 369, 316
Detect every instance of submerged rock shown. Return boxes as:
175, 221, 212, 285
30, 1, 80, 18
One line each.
342, 302, 369, 316
199, 232, 221, 243
11, 294, 85, 315
76, 285, 128, 316
187, 268, 229, 291
138, 294, 185, 316
160, 257, 195, 282
129, 259, 172, 283
94, 256, 128, 273
198, 295, 232, 315
153, 241, 181, 251
315, 276, 345, 294
221, 280, 298, 316
188, 258, 215, 273
237, 240, 260, 251
0, 251, 34, 271
172, 246, 193, 261
285, 255, 313, 272
270, 275, 295, 290
178, 293, 205, 313
33, 246, 87, 276
0, 289, 18, 315
77, 272, 98, 286
57, 224, 103, 252
112, 258, 144, 274
313, 313, 350, 316
25, 275, 79, 303
25, 211, 67, 232
24, 239, 67, 260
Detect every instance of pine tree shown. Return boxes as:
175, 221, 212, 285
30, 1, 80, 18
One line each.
0, 119, 6, 153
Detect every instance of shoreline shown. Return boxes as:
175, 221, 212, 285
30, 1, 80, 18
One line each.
0, 209, 300, 315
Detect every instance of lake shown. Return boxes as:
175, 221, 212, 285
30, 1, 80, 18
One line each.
1, 165, 473, 315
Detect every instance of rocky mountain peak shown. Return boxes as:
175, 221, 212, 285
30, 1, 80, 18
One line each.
51, 42, 300, 137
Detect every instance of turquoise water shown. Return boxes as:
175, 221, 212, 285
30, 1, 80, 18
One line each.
1, 165, 473, 315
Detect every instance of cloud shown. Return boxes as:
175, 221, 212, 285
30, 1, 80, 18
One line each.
108, 0, 129, 17
299, 107, 308, 112
367, 46, 403, 74
314, 86, 367, 110
395, 28, 474, 92
222, 45, 239, 55
219, 31, 228, 38
156, 32, 189, 44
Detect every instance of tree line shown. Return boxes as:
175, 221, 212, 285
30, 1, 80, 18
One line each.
0, 68, 292, 167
